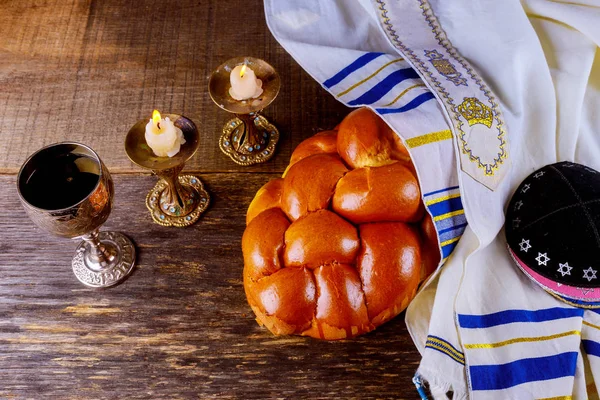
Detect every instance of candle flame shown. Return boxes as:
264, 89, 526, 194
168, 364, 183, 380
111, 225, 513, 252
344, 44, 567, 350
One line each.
240, 64, 247, 78
152, 109, 162, 125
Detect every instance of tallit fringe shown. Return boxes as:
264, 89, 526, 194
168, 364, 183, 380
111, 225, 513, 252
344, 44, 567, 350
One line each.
416, 367, 468, 400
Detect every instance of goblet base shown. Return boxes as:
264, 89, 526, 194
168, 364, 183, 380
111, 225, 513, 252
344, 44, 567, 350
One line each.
219, 115, 279, 166
146, 175, 209, 227
72, 231, 136, 288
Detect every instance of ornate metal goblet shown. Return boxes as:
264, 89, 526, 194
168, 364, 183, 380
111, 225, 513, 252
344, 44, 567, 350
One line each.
17, 142, 136, 288
209, 57, 281, 166
125, 114, 209, 227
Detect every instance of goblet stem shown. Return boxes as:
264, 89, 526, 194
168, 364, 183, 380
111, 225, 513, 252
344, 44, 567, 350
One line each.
81, 228, 117, 271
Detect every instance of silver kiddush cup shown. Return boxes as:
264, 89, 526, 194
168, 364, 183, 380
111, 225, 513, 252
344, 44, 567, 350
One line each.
17, 142, 136, 288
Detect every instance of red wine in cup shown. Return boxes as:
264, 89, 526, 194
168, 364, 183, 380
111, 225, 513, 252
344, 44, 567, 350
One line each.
21, 153, 100, 210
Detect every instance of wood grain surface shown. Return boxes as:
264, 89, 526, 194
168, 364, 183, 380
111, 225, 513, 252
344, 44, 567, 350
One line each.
0, 0, 423, 398
1, 175, 421, 399
0, 0, 349, 174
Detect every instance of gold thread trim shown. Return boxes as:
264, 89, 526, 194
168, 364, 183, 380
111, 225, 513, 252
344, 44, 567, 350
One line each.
337, 58, 404, 97
425, 192, 460, 206
383, 83, 426, 106
440, 236, 460, 248
405, 129, 453, 148
464, 330, 581, 349
546, 290, 600, 309
536, 396, 572, 400
433, 209, 464, 222
425, 342, 465, 364
426, 345, 464, 364
374, 0, 508, 178
583, 320, 600, 330
426, 337, 464, 360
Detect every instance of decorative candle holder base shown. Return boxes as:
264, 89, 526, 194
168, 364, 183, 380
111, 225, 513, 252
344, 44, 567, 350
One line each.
209, 57, 281, 167
125, 114, 210, 228
220, 114, 279, 166
72, 230, 136, 288
146, 174, 209, 227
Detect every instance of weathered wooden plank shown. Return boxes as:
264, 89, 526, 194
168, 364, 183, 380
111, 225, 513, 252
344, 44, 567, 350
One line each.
0, 0, 350, 174
0, 174, 421, 399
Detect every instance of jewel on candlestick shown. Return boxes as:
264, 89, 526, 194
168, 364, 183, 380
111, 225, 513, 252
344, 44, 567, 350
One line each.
125, 113, 210, 227
209, 57, 280, 166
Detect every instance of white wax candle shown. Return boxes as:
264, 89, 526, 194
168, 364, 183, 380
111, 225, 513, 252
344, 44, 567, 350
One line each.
229, 65, 263, 101
144, 110, 186, 157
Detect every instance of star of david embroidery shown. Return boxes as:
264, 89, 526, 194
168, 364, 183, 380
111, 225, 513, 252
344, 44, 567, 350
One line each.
519, 238, 531, 253
535, 252, 550, 266
578, 287, 595, 295
583, 267, 597, 282
514, 200, 524, 211
521, 184, 531, 193
557, 262, 572, 277
513, 218, 521, 229
533, 171, 545, 179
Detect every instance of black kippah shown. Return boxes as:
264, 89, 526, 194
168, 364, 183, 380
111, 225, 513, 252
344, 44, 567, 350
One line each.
506, 162, 600, 288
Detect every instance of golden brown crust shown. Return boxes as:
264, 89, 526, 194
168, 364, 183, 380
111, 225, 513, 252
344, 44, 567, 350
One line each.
284, 209, 359, 269
245, 267, 317, 334
242, 208, 290, 282
419, 212, 441, 281
357, 223, 421, 323
280, 154, 348, 221
242, 107, 440, 340
246, 178, 284, 225
332, 162, 423, 224
289, 130, 338, 167
337, 108, 410, 168
302, 264, 371, 339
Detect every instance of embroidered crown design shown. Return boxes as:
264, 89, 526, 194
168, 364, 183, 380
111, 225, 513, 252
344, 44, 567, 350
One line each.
457, 97, 493, 128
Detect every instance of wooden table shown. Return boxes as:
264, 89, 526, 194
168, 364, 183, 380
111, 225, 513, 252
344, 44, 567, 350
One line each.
0, 1, 422, 398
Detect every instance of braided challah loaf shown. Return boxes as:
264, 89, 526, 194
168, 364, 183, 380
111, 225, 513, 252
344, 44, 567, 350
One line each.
243, 108, 440, 340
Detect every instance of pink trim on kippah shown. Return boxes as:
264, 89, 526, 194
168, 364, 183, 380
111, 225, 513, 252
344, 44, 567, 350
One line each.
509, 248, 600, 301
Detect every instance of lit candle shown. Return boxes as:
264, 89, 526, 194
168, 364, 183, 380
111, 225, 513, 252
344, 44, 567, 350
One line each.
229, 64, 263, 101
144, 110, 186, 157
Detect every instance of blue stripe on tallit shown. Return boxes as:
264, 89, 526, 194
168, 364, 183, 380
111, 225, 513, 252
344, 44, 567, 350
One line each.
458, 307, 584, 329
322, 52, 385, 89
435, 213, 467, 231
347, 68, 420, 106
442, 241, 459, 259
583, 340, 600, 357
469, 352, 578, 390
440, 225, 467, 244
376, 92, 435, 114
439, 222, 468, 237
423, 186, 460, 197
428, 196, 463, 218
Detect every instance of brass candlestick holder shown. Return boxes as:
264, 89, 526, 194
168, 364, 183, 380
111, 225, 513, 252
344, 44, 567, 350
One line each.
125, 114, 209, 227
209, 57, 281, 166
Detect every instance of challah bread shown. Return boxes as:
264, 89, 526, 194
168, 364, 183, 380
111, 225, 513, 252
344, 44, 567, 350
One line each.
289, 130, 338, 167
281, 154, 348, 221
284, 209, 360, 269
337, 107, 410, 168
357, 222, 421, 325
332, 162, 423, 224
246, 178, 283, 224
420, 213, 441, 281
243, 107, 441, 340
